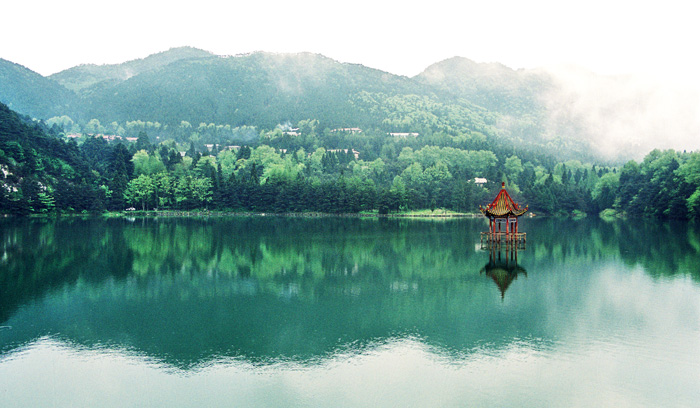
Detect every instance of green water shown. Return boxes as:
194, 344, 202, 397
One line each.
1, 216, 699, 407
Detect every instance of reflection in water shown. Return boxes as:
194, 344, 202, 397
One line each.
1, 217, 500, 366
480, 248, 527, 299
1, 217, 700, 407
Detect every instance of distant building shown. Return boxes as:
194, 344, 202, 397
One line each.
67, 133, 125, 142
332, 128, 362, 134
389, 132, 419, 138
474, 177, 488, 185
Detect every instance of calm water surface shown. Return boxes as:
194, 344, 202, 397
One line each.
1, 216, 699, 407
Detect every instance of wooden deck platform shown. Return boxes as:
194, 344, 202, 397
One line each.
480, 232, 526, 250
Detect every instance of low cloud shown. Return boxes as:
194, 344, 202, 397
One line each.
541, 66, 700, 161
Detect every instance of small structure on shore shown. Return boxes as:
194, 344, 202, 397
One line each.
480, 182, 528, 248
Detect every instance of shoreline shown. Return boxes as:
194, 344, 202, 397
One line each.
124, 210, 487, 219
14, 210, 488, 219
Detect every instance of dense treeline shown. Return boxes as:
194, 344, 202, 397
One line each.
1, 102, 699, 219
0, 103, 101, 214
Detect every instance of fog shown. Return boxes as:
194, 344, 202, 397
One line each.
541, 65, 700, 161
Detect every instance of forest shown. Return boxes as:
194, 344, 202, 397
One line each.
1, 101, 699, 219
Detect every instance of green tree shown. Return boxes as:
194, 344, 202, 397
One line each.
677, 152, 700, 219
191, 177, 213, 209
504, 155, 523, 182
37, 187, 56, 213
592, 172, 619, 212
84, 118, 104, 134
390, 175, 408, 211
135, 131, 152, 152
687, 189, 700, 219
124, 174, 155, 211
132, 150, 166, 176
154, 172, 174, 208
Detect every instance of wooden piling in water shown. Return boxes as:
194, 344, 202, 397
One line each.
480, 232, 526, 250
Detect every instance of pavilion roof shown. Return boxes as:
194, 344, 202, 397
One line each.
480, 182, 528, 218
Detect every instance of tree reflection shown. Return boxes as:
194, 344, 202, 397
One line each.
1, 216, 699, 369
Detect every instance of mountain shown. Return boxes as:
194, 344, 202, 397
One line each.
0, 58, 77, 119
4, 47, 691, 161
0, 48, 592, 157
415, 57, 554, 117
77, 51, 429, 128
49, 46, 215, 95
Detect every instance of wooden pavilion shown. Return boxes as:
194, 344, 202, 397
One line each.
480, 182, 528, 248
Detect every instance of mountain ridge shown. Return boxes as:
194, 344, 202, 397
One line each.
0, 58, 77, 119
1, 47, 695, 161
0, 49, 593, 159
49, 46, 216, 94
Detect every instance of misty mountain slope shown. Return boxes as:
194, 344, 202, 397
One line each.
415, 57, 554, 117
80, 52, 430, 128
49, 46, 215, 95
416, 57, 700, 160
413, 57, 595, 158
0, 59, 77, 119
534, 66, 700, 161
0, 49, 597, 159
3, 48, 697, 161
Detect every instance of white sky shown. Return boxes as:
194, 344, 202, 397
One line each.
2, 0, 698, 82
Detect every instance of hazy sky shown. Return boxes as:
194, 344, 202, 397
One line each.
3, 0, 698, 82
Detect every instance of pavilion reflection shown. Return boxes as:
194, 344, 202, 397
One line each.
480, 248, 527, 299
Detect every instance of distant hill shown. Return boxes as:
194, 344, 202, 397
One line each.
77, 51, 431, 129
0, 48, 593, 158
0, 58, 77, 119
56, 49, 587, 155
3, 47, 692, 161
49, 46, 215, 95
415, 57, 554, 117
414, 56, 567, 152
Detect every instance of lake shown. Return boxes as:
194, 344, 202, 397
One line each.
1, 216, 699, 407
